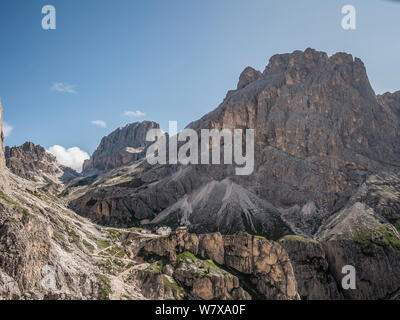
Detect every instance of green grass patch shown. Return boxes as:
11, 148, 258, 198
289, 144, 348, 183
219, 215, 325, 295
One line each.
105, 245, 125, 258
96, 274, 112, 300
106, 229, 122, 241
163, 275, 184, 299
0, 191, 19, 206
281, 234, 318, 244
83, 240, 95, 253
176, 251, 226, 277
146, 262, 164, 274
96, 239, 111, 250
353, 225, 400, 252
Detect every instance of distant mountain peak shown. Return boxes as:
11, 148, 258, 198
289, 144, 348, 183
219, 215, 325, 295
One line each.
83, 120, 160, 172
5, 141, 80, 184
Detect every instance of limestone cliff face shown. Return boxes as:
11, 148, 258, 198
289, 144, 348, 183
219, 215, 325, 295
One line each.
189, 48, 400, 211
378, 90, 400, 122
83, 121, 160, 172
70, 49, 400, 237
279, 235, 342, 300
136, 229, 299, 300
0, 100, 5, 169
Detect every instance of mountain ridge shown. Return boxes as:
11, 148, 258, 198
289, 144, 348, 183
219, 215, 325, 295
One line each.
70, 48, 400, 237
2, 48, 400, 300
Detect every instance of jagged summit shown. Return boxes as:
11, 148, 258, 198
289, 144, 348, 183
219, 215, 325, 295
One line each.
233, 48, 371, 94
5, 141, 80, 184
2, 49, 400, 300
237, 66, 262, 90
189, 48, 400, 213
83, 121, 159, 172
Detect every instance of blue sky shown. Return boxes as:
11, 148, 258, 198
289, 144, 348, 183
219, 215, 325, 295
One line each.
1, 0, 399, 162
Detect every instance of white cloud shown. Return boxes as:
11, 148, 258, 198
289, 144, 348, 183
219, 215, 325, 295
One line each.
124, 110, 146, 118
47, 145, 90, 173
2, 122, 13, 138
50, 82, 77, 94
91, 120, 107, 128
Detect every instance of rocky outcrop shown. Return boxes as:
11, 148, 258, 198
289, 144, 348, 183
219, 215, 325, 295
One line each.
279, 235, 342, 300
5, 142, 80, 184
378, 90, 400, 122
137, 229, 299, 300
133, 266, 184, 300
316, 201, 400, 300
0, 170, 148, 300
172, 251, 250, 300
222, 233, 298, 300
236, 67, 262, 90
347, 173, 400, 229
0, 99, 5, 169
83, 121, 160, 172
0, 270, 21, 299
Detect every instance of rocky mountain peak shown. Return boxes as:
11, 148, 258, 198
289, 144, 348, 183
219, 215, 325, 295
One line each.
261, 48, 370, 90
186, 48, 400, 216
377, 90, 400, 121
0, 99, 5, 169
5, 142, 79, 184
237, 66, 262, 89
83, 121, 160, 172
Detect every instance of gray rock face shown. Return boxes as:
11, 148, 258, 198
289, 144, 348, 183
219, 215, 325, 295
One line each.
316, 201, 400, 299
53, 48, 400, 300
83, 121, 160, 172
0, 100, 5, 169
189, 48, 400, 212
5, 142, 80, 184
70, 49, 400, 238
137, 229, 299, 300
236, 66, 262, 90
279, 235, 342, 300
378, 90, 400, 122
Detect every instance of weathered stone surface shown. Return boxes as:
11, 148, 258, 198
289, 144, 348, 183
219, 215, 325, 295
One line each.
0, 100, 5, 169
377, 90, 400, 122
5, 142, 80, 184
348, 173, 400, 229
0, 269, 21, 300
317, 201, 400, 300
173, 251, 248, 300
198, 233, 225, 265
138, 230, 299, 300
223, 233, 299, 300
280, 235, 342, 300
139, 228, 200, 263
133, 266, 184, 300
4, 48, 400, 300
237, 66, 262, 90
189, 48, 400, 214
71, 49, 400, 239
0, 172, 148, 300
83, 121, 160, 172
